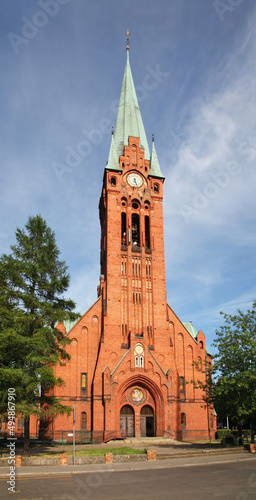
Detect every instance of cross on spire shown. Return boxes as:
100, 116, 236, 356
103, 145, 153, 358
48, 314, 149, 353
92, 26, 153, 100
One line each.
126, 29, 131, 51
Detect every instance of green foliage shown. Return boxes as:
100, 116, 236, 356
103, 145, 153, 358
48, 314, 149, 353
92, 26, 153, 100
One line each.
213, 302, 256, 435
191, 359, 214, 409
0, 215, 80, 451
216, 429, 231, 440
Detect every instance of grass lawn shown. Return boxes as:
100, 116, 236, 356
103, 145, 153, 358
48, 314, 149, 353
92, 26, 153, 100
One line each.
33, 447, 147, 458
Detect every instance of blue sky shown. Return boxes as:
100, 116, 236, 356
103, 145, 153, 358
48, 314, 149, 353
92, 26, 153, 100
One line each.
1, 0, 256, 353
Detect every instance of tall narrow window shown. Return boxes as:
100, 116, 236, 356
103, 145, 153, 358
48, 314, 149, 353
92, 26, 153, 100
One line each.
81, 412, 87, 429
81, 373, 87, 393
180, 376, 185, 395
140, 356, 144, 368
18, 418, 24, 429
135, 356, 139, 368
148, 261, 151, 277
181, 413, 186, 428
132, 214, 140, 246
145, 216, 150, 248
121, 213, 127, 245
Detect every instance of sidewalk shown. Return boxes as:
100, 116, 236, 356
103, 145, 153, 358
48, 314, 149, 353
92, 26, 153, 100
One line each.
0, 438, 253, 477
0, 451, 255, 478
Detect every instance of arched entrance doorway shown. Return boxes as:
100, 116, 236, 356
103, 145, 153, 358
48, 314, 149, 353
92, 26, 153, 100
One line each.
140, 405, 155, 437
120, 405, 134, 438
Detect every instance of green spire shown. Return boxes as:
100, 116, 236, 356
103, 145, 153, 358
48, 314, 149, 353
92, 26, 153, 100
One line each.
106, 50, 151, 170
106, 47, 164, 179
149, 139, 164, 179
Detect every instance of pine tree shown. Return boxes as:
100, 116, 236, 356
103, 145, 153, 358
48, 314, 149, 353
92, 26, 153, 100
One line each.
0, 215, 79, 455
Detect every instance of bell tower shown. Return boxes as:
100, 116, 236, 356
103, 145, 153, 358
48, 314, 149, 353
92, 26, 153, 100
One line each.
98, 46, 167, 354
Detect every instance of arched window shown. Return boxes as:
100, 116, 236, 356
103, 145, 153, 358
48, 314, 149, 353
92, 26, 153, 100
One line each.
154, 183, 159, 193
140, 356, 144, 368
181, 413, 186, 428
210, 414, 214, 428
121, 212, 127, 245
132, 213, 140, 247
197, 357, 202, 371
135, 356, 139, 368
111, 176, 116, 186
81, 373, 87, 393
145, 215, 150, 248
81, 412, 87, 429
199, 340, 204, 349
180, 376, 185, 394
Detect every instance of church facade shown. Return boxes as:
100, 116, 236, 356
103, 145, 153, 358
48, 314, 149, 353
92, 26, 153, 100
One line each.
51, 47, 216, 442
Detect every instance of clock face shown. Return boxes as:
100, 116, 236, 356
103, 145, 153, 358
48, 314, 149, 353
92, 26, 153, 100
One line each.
127, 172, 143, 188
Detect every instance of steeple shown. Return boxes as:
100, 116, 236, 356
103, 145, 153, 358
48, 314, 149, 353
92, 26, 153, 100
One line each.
114, 50, 150, 161
106, 38, 164, 178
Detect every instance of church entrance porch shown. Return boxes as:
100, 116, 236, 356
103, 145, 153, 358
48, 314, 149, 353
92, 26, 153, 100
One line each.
120, 405, 135, 437
140, 405, 155, 437
117, 378, 163, 438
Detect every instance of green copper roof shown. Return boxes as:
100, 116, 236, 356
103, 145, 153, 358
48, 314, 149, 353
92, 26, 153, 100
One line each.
62, 318, 78, 334
106, 134, 121, 171
106, 51, 164, 177
108, 51, 151, 165
149, 140, 164, 178
183, 322, 198, 340
183, 322, 211, 356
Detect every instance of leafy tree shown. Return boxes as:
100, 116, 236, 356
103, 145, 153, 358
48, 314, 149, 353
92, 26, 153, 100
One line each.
190, 359, 214, 441
0, 215, 79, 455
213, 302, 256, 443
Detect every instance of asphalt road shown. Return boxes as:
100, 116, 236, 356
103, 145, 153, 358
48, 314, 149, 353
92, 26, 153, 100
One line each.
1, 457, 256, 499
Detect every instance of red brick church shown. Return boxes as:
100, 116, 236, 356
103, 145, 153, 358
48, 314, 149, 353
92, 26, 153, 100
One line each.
50, 43, 216, 442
